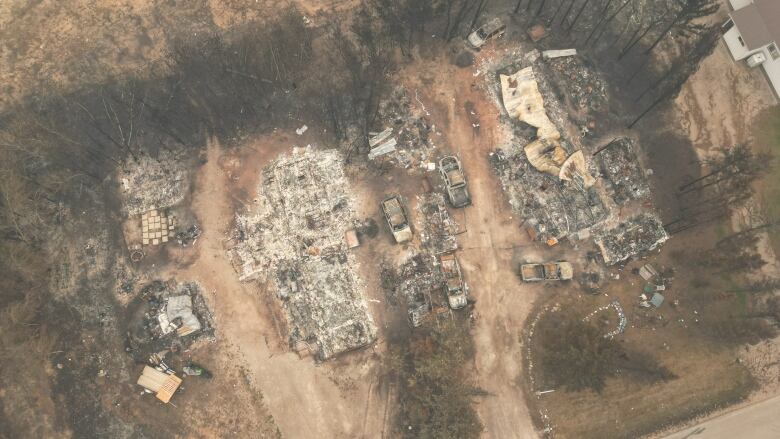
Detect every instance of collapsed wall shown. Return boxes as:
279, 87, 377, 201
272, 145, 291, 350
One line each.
230, 147, 376, 360
493, 65, 608, 243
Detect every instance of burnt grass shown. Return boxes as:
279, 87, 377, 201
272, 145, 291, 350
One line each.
0, 7, 367, 436
1, 2, 723, 437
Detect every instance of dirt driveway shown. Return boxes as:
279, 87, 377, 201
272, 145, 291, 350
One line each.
407, 60, 540, 439
162, 137, 391, 439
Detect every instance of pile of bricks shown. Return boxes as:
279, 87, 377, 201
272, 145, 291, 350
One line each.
142, 209, 175, 246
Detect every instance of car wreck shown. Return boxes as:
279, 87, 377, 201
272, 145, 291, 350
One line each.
440, 253, 468, 309
382, 195, 413, 244
520, 261, 574, 282
439, 155, 471, 208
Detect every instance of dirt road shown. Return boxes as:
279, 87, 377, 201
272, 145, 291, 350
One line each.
414, 62, 540, 439
663, 394, 780, 439
164, 138, 389, 439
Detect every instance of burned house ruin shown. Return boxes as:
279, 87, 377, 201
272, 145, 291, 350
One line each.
597, 138, 651, 205
594, 214, 669, 266
230, 147, 376, 360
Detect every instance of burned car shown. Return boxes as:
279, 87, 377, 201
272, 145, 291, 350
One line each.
440, 253, 467, 309
520, 261, 573, 282
439, 155, 471, 208
381, 195, 413, 244
467, 18, 506, 49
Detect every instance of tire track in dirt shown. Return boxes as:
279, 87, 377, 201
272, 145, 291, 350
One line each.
420, 64, 540, 439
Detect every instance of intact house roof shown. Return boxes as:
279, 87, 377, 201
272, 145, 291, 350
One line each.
731, 0, 780, 51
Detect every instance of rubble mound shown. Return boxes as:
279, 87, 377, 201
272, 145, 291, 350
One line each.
395, 253, 445, 327
230, 147, 376, 360
492, 147, 608, 242
117, 151, 189, 215
126, 280, 214, 360
416, 192, 460, 254
597, 138, 651, 204
594, 214, 669, 265
547, 56, 608, 114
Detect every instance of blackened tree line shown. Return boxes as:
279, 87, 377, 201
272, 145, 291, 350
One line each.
666, 144, 772, 234
387, 321, 484, 439
508, 0, 720, 125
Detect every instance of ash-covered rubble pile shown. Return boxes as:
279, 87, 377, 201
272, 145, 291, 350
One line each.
126, 280, 214, 359
597, 138, 651, 205
416, 192, 460, 255
230, 147, 376, 360
544, 56, 608, 116
594, 214, 669, 265
395, 253, 445, 327
486, 53, 668, 263
370, 86, 437, 169
117, 151, 188, 215
491, 63, 607, 243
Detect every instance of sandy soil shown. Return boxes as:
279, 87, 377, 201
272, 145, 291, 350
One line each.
674, 40, 777, 157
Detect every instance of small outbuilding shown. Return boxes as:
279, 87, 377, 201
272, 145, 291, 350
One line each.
137, 366, 182, 403
650, 293, 665, 308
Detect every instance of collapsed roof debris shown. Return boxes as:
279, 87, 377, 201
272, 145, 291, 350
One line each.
542, 49, 577, 59
594, 214, 669, 265
499, 66, 593, 186
230, 147, 376, 360
486, 54, 666, 259
368, 128, 397, 160
137, 366, 182, 404
160, 294, 202, 337
126, 281, 214, 360
491, 148, 607, 243
597, 138, 651, 205
117, 151, 188, 215
416, 192, 460, 255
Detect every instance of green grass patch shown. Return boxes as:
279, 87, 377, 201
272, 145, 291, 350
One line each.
755, 106, 780, 254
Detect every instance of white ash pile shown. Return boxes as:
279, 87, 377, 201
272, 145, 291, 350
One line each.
117, 151, 188, 215
230, 146, 376, 360
594, 213, 668, 265
596, 138, 651, 205
416, 192, 460, 255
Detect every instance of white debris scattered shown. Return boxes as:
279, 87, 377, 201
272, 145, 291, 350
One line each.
542, 49, 577, 59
